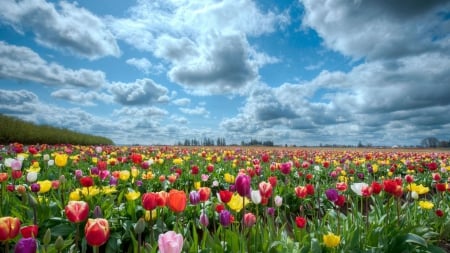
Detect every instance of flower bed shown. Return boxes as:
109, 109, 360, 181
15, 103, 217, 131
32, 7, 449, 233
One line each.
0, 143, 449, 252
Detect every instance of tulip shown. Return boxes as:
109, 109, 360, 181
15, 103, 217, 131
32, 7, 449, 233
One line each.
30, 183, 40, 193
55, 153, 68, 167
0, 172, 8, 182
325, 189, 339, 203
323, 232, 340, 248
0, 217, 21, 241
198, 187, 211, 202
189, 191, 200, 205
84, 218, 110, 247
14, 237, 37, 253
199, 211, 209, 227
219, 210, 232, 227
158, 231, 183, 253
125, 189, 141, 201
274, 195, 283, 207
65, 201, 90, 223
235, 174, 251, 197
79, 176, 94, 187
20, 225, 39, 238
250, 190, 262, 204
167, 189, 187, 213
38, 180, 52, 193
26, 172, 38, 183
243, 213, 256, 227
142, 192, 158, 211
218, 190, 233, 203
295, 216, 307, 229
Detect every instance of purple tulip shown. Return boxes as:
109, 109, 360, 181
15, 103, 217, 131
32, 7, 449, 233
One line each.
109, 176, 118, 186
189, 191, 200, 205
199, 211, 209, 227
90, 167, 99, 175
229, 184, 236, 192
30, 183, 40, 193
325, 189, 339, 203
267, 207, 275, 216
357, 173, 365, 180
15, 237, 37, 253
235, 174, 251, 197
219, 210, 232, 227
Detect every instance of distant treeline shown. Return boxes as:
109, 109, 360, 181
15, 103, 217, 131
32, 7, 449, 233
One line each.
177, 138, 274, 147
0, 114, 114, 145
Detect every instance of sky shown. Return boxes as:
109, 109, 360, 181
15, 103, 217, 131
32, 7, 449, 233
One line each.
1, 0, 449, 146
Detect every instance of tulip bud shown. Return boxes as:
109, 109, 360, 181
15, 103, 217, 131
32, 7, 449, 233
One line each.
43, 228, 51, 246
134, 218, 146, 235
55, 236, 65, 251
94, 206, 103, 218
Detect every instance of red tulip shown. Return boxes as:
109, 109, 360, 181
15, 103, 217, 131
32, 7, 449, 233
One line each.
218, 190, 233, 203
20, 225, 39, 238
167, 189, 187, 213
198, 187, 211, 202
142, 192, 158, 211
295, 216, 307, 229
65, 201, 90, 223
84, 218, 110, 247
79, 176, 94, 187
0, 216, 21, 241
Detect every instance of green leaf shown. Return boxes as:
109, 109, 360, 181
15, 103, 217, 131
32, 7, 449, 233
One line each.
404, 233, 427, 247
310, 238, 322, 253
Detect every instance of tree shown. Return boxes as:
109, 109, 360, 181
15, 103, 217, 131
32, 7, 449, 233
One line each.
421, 137, 439, 148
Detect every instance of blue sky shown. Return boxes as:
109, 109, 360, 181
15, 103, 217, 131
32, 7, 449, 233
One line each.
1, 0, 449, 146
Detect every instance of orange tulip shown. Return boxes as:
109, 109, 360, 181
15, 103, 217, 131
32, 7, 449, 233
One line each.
167, 189, 186, 213
84, 218, 110, 247
0, 216, 21, 241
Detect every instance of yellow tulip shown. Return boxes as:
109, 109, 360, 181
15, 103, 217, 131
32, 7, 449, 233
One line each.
38, 180, 52, 193
224, 173, 235, 184
69, 189, 82, 201
407, 183, 429, 195
55, 154, 68, 167
418, 201, 434, 210
194, 182, 201, 190
119, 170, 131, 181
323, 232, 340, 248
227, 193, 250, 212
131, 168, 139, 178
125, 190, 141, 201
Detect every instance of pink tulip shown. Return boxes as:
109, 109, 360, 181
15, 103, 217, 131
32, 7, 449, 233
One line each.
158, 231, 183, 253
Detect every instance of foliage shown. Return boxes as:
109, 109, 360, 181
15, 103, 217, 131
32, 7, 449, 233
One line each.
0, 114, 113, 145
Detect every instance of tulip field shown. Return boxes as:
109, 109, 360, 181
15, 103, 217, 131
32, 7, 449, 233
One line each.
0, 143, 450, 253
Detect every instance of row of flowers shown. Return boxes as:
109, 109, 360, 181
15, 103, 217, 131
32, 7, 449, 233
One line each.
0, 143, 449, 252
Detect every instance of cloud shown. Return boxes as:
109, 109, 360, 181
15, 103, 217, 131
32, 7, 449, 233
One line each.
179, 106, 210, 117
0, 0, 120, 59
109, 78, 170, 105
221, 50, 450, 146
172, 98, 191, 106
126, 57, 164, 74
0, 42, 108, 88
167, 34, 259, 95
112, 106, 168, 118
51, 89, 113, 106
301, 0, 450, 60
0, 89, 39, 114
108, 0, 287, 95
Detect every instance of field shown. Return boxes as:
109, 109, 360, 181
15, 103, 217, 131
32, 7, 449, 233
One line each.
1, 143, 449, 252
